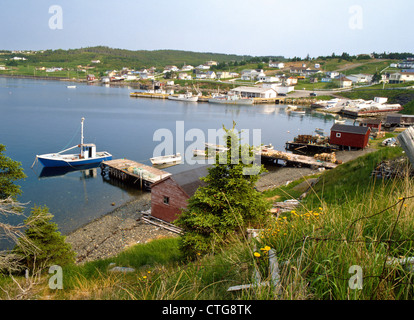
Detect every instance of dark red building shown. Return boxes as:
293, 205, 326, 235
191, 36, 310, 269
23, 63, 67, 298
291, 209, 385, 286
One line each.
330, 124, 371, 149
359, 119, 382, 132
150, 166, 209, 223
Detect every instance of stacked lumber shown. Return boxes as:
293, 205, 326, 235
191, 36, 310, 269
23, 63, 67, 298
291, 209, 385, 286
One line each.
314, 152, 337, 163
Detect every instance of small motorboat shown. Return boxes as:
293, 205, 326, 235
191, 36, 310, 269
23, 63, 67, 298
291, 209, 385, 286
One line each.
150, 153, 182, 165
168, 92, 198, 102
34, 117, 112, 168
315, 128, 325, 135
193, 149, 207, 157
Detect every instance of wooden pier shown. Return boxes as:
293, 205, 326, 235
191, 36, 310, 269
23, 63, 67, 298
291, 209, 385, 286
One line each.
258, 149, 338, 169
100, 159, 171, 190
130, 92, 169, 99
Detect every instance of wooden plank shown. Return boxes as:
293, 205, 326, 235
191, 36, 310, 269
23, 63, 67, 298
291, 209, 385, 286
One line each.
102, 159, 171, 183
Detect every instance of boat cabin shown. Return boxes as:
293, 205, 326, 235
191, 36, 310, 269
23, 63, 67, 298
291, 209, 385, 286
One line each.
80, 143, 97, 159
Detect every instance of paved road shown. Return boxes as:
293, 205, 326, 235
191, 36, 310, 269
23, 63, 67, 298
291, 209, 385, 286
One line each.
287, 89, 352, 98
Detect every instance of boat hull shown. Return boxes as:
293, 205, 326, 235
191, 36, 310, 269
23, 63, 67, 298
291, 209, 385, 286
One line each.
37, 153, 112, 168
208, 98, 254, 105
150, 154, 182, 165
168, 95, 198, 102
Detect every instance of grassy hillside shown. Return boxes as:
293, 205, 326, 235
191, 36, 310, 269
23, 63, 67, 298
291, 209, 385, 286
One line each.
2, 138, 414, 301
1, 46, 253, 70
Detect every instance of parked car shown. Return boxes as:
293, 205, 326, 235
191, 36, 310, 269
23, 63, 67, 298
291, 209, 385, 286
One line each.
310, 92, 317, 97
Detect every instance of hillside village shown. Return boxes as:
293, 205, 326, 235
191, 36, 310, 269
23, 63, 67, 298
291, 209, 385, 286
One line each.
2, 50, 414, 97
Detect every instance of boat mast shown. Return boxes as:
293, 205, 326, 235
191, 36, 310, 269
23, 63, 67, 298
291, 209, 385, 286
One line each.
80, 117, 85, 146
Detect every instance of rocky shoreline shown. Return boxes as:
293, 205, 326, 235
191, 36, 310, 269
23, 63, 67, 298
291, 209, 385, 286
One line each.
65, 193, 177, 264
65, 149, 375, 264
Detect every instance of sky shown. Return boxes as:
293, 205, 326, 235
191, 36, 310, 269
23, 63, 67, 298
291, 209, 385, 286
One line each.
0, 0, 413, 58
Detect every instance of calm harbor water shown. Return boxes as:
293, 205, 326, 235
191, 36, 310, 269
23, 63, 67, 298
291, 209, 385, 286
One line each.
0, 77, 344, 237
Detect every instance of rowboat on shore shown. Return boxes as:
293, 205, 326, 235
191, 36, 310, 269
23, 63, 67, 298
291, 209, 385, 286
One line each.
34, 117, 112, 168
150, 153, 182, 165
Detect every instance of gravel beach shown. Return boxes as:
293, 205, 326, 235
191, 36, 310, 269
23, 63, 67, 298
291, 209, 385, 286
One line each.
65, 193, 177, 264
66, 148, 375, 263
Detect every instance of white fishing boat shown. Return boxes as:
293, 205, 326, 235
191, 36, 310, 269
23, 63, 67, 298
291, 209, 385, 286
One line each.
262, 143, 274, 151
334, 119, 346, 124
290, 110, 306, 115
150, 153, 182, 165
208, 93, 254, 105
35, 117, 112, 168
193, 149, 207, 157
168, 92, 198, 102
204, 143, 229, 153
315, 128, 325, 135
67, 85, 77, 89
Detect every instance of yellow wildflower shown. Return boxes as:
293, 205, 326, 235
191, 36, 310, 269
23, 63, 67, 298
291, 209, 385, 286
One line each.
254, 252, 261, 258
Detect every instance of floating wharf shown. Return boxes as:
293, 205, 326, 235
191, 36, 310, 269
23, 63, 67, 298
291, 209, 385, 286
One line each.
129, 92, 317, 106
258, 149, 338, 169
130, 92, 169, 99
285, 141, 340, 153
100, 159, 171, 190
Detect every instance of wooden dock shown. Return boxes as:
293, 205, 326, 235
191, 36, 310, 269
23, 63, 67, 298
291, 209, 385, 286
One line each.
130, 92, 169, 99
100, 159, 171, 190
258, 149, 338, 169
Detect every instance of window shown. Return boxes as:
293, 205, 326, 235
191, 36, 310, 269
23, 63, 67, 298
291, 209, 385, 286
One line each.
336, 133, 341, 138
163, 196, 169, 205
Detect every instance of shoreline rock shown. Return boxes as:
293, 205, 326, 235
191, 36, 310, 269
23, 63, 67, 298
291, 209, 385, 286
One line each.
65, 193, 177, 264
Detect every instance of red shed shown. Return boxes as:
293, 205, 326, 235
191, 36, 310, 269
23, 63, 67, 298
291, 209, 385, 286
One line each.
150, 166, 209, 222
330, 124, 371, 149
359, 119, 382, 132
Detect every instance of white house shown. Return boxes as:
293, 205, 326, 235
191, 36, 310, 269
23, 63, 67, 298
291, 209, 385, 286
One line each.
181, 65, 194, 71
326, 71, 340, 79
196, 64, 210, 70
339, 77, 353, 88
196, 72, 207, 79
205, 60, 218, 66
216, 71, 232, 79
389, 72, 414, 83
91, 60, 101, 64
256, 72, 267, 82
11, 56, 27, 61
124, 74, 138, 81
347, 74, 373, 84
139, 72, 154, 80
178, 73, 192, 80
206, 71, 216, 79
163, 65, 179, 73
284, 77, 298, 86
263, 76, 280, 83
269, 61, 284, 69
273, 85, 295, 95
230, 86, 277, 99
241, 69, 263, 81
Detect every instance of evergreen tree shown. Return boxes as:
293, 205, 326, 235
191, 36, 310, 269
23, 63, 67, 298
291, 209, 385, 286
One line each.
175, 123, 271, 258
0, 144, 26, 200
14, 206, 76, 270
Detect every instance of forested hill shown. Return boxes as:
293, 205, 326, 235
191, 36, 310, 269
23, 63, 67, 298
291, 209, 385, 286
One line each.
12, 46, 271, 69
